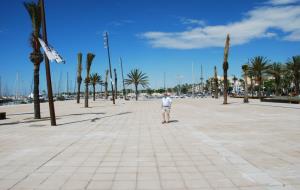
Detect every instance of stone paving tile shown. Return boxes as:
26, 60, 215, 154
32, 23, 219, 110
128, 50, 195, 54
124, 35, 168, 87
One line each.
0, 99, 299, 190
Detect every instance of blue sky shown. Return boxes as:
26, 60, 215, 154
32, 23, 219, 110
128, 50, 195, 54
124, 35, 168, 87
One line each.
1, 0, 300, 95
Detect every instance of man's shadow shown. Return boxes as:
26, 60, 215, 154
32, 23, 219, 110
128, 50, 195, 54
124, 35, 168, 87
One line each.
168, 120, 179, 123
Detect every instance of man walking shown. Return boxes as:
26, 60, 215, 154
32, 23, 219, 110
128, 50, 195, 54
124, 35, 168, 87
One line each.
161, 93, 172, 124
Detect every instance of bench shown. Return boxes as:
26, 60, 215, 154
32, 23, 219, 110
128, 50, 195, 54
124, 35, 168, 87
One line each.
0, 112, 6, 120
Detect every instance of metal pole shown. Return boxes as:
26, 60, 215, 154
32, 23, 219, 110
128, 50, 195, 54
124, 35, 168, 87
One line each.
164, 72, 166, 92
120, 57, 126, 99
66, 72, 69, 95
104, 32, 115, 104
192, 63, 195, 98
40, 0, 56, 126
200, 64, 204, 94
114, 68, 117, 98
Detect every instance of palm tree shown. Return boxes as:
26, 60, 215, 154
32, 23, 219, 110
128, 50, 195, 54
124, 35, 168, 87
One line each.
125, 69, 149, 101
104, 70, 109, 99
223, 34, 230, 104
84, 53, 95, 107
24, 0, 43, 119
286, 56, 300, 95
282, 68, 293, 95
249, 56, 270, 100
214, 66, 218, 99
267, 62, 283, 96
90, 73, 102, 101
76, 53, 82, 103
242, 64, 249, 103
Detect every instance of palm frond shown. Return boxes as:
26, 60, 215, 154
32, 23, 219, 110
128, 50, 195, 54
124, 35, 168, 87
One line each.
86, 53, 95, 75
125, 69, 149, 87
77, 53, 82, 82
23, 1, 42, 37
90, 73, 102, 85
223, 34, 230, 63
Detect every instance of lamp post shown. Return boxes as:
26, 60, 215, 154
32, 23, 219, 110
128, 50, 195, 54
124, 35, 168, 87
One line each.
40, 0, 56, 126
103, 32, 115, 104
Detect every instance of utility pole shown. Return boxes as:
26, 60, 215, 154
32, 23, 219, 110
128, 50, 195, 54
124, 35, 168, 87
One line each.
114, 68, 117, 98
200, 64, 204, 94
164, 72, 166, 92
66, 72, 69, 95
120, 57, 126, 99
40, 0, 56, 125
192, 62, 195, 98
103, 32, 115, 104
15, 72, 19, 100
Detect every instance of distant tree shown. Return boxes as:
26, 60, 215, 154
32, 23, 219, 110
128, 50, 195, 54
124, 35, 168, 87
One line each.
146, 88, 154, 95
156, 88, 165, 94
249, 56, 270, 100
125, 69, 149, 101
286, 56, 300, 95
267, 62, 283, 96
90, 73, 102, 101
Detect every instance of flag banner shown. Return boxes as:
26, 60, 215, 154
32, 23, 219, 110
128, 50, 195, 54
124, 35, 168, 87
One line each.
38, 38, 55, 61
38, 38, 65, 64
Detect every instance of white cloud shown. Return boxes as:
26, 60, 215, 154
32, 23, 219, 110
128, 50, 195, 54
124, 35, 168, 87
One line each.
141, 2, 300, 49
267, 0, 299, 5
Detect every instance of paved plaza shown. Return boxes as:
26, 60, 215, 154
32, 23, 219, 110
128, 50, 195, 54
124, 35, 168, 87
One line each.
0, 98, 299, 190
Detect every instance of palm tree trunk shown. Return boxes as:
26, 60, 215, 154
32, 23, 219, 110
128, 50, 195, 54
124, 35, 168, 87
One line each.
84, 81, 88, 107
93, 84, 96, 101
250, 77, 254, 97
33, 64, 41, 119
258, 78, 262, 100
275, 82, 280, 96
295, 79, 299, 96
223, 62, 228, 104
76, 80, 81, 103
244, 74, 249, 103
135, 84, 138, 101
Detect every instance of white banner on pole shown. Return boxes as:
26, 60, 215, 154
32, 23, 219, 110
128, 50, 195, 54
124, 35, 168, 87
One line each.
38, 38, 65, 64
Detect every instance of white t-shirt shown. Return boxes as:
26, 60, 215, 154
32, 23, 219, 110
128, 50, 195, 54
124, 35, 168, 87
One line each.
162, 97, 172, 107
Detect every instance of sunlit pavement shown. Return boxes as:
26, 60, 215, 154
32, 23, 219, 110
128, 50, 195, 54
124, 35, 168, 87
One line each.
0, 98, 299, 190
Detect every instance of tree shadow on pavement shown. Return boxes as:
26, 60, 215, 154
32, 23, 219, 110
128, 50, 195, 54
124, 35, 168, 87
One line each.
0, 112, 106, 126
59, 112, 132, 126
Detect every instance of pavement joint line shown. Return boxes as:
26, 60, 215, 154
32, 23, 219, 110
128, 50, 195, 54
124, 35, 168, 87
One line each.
149, 123, 163, 190
84, 118, 118, 190
7, 112, 103, 190
166, 125, 215, 190
191, 129, 285, 187
160, 126, 189, 190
